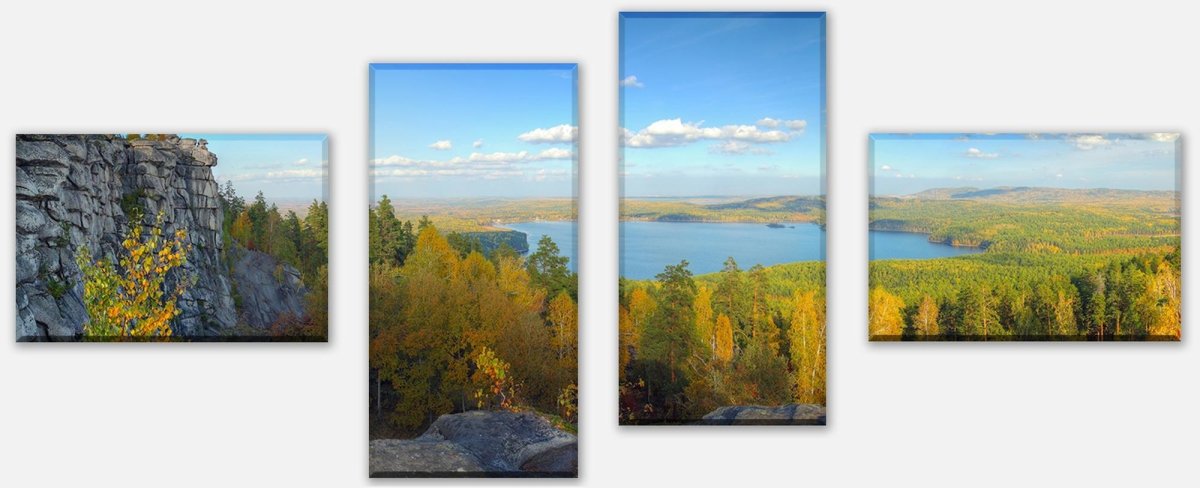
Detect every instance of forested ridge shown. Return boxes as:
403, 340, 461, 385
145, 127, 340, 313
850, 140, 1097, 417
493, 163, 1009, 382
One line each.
375, 197, 575, 233
623, 195, 825, 224
619, 259, 826, 423
369, 196, 578, 439
870, 190, 1179, 252
869, 189, 1181, 341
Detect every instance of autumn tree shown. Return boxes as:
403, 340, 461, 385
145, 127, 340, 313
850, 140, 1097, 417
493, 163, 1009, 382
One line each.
914, 295, 940, 338
547, 291, 578, 377
788, 290, 825, 404
868, 288, 905, 339
714, 314, 734, 363
231, 210, 252, 249
75, 211, 191, 339
693, 284, 716, 359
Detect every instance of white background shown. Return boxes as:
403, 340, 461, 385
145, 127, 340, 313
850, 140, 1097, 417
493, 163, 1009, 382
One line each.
1, 0, 1196, 486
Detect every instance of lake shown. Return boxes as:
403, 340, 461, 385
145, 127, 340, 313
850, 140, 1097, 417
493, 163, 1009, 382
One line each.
500, 221, 578, 272
619, 221, 982, 280
500, 221, 982, 279
869, 230, 984, 260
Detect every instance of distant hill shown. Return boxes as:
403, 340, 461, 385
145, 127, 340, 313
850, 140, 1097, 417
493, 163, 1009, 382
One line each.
901, 186, 1177, 203
623, 195, 825, 224
705, 195, 825, 213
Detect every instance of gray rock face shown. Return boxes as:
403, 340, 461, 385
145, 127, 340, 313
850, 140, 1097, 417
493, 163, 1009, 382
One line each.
15, 135, 240, 340
369, 410, 578, 477
230, 247, 307, 328
369, 439, 486, 475
700, 404, 827, 425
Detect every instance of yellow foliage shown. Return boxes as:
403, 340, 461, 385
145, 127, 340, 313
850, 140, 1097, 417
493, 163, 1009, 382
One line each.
75, 211, 190, 340
868, 287, 905, 339
714, 313, 734, 363
788, 290, 825, 404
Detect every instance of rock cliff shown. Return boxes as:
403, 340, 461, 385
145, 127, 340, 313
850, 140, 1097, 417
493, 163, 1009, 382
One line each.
231, 247, 308, 328
370, 410, 577, 477
15, 134, 305, 340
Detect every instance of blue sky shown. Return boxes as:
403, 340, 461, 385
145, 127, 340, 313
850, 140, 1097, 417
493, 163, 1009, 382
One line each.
871, 133, 1181, 195
370, 64, 577, 199
181, 133, 327, 203
620, 13, 825, 197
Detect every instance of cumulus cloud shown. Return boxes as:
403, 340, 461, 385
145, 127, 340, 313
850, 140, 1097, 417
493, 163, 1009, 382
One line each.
429, 140, 453, 150
1069, 134, 1111, 150
756, 117, 807, 131
294, 158, 309, 166
226, 168, 325, 183
620, 75, 644, 88
375, 148, 572, 167
1146, 132, 1179, 142
880, 164, 894, 172
623, 118, 801, 149
713, 140, 749, 155
965, 147, 999, 159
371, 147, 572, 180
473, 139, 484, 148
518, 124, 578, 144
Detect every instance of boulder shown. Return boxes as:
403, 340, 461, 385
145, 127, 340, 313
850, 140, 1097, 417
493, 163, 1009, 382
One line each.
700, 404, 827, 425
370, 410, 577, 477
369, 439, 485, 476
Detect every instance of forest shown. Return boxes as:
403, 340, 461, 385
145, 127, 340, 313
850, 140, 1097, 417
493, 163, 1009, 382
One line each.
379, 197, 575, 233
368, 195, 578, 439
618, 258, 826, 423
217, 182, 329, 339
869, 190, 1181, 341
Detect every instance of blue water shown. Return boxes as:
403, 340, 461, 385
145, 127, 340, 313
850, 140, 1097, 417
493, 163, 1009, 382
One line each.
617, 222, 982, 280
620, 222, 825, 280
500, 221, 980, 279
869, 230, 984, 260
500, 221, 577, 272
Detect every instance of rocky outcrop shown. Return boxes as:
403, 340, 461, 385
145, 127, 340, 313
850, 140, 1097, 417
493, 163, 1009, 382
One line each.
16, 135, 241, 340
700, 404, 827, 425
230, 247, 307, 328
370, 410, 577, 477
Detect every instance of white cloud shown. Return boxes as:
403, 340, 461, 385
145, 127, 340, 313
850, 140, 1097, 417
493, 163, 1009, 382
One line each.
623, 118, 800, 149
535, 147, 573, 160
473, 139, 484, 148
226, 168, 325, 183
429, 140, 453, 150
1147, 132, 1179, 142
518, 124, 578, 144
711, 140, 752, 155
755, 117, 807, 131
620, 75, 644, 88
965, 147, 999, 159
371, 147, 572, 180
293, 158, 309, 166
1069, 134, 1111, 150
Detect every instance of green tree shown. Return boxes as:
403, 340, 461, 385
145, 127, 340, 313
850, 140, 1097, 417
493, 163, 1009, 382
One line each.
641, 261, 698, 384
527, 235, 574, 300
